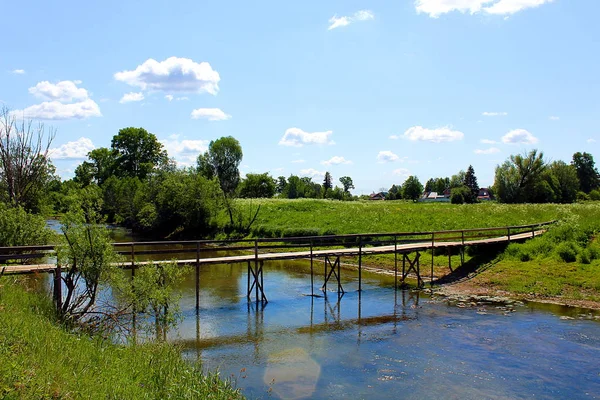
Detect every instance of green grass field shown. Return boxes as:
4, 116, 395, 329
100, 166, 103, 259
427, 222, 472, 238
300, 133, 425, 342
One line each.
235, 199, 569, 237
0, 278, 243, 399
233, 199, 600, 303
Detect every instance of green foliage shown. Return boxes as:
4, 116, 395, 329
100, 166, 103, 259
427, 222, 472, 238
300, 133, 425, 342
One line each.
589, 189, 600, 201
57, 211, 122, 325
238, 172, 276, 198
572, 151, 600, 193
450, 185, 470, 204
323, 171, 333, 195
555, 242, 579, 262
198, 136, 243, 196
463, 165, 479, 202
111, 127, 167, 180
386, 184, 402, 200
0, 203, 53, 247
402, 176, 423, 201
495, 149, 548, 203
0, 281, 242, 399
339, 176, 355, 193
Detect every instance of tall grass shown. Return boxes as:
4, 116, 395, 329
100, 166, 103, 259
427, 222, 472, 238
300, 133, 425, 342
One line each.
0, 278, 243, 399
232, 199, 573, 237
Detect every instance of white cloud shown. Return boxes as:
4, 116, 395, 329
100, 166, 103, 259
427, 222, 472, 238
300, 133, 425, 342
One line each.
165, 95, 188, 101
474, 147, 501, 155
549, 115, 560, 120
482, 111, 508, 117
485, 0, 553, 15
291, 159, 305, 164
389, 134, 400, 140
480, 139, 498, 144
11, 69, 25, 74
415, 0, 553, 18
279, 128, 334, 147
114, 57, 220, 94
160, 135, 209, 166
403, 126, 464, 143
377, 151, 399, 163
321, 156, 352, 166
501, 129, 539, 144
190, 108, 231, 121
119, 92, 144, 104
14, 99, 102, 120
300, 168, 325, 179
49, 137, 95, 160
29, 80, 89, 102
393, 168, 411, 179
587, 138, 596, 144
328, 9, 374, 30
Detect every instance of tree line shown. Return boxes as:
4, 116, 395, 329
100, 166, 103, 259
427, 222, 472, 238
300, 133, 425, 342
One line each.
2, 107, 600, 240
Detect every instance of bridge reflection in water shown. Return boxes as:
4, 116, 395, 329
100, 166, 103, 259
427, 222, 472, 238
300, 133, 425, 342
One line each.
178, 285, 421, 400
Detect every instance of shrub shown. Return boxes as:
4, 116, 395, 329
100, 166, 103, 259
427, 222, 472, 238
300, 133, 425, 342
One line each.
0, 203, 54, 247
590, 190, 600, 201
555, 242, 578, 262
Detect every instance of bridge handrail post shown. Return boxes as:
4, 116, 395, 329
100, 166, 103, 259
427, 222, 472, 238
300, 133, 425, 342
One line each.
507, 227, 511, 241
431, 232, 435, 288
358, 235, 362, 292
195, 242, 200, 310
394, 235, 398, 290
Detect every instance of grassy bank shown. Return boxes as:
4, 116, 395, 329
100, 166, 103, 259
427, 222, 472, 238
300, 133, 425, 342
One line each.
0, 278, 243, 399
235, 199, 565, 237
234, 199, 600, 304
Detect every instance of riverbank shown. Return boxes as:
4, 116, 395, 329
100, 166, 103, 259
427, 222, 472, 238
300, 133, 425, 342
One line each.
0, 278, 243, 399
233, 199, 600, 310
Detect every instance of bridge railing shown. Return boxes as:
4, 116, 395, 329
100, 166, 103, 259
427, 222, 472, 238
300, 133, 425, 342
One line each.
0, 220, 556, 270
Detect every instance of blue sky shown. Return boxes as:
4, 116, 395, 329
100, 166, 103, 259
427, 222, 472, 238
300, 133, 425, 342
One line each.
2, 0, 599, 194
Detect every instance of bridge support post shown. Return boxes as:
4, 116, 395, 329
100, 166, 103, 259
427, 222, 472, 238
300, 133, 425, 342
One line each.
247, 260, 267, 303
401, 252, 423, 288
53, 264, 62, 312
321, 255, 344, 294
195, 242, 200, 310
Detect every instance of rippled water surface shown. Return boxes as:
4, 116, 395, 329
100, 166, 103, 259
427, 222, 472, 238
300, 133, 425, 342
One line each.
163, 260, 600, 400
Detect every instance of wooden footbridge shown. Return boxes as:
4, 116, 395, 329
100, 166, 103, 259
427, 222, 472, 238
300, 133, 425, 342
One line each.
1, 221, 554, 309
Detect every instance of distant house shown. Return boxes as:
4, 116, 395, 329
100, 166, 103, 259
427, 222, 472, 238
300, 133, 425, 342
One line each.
369, 192, 386, 201
419, 191, 451, 203
477, 188, 493, 201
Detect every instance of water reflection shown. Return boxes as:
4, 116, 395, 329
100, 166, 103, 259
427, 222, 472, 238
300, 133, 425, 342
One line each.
173, 260, 600, 400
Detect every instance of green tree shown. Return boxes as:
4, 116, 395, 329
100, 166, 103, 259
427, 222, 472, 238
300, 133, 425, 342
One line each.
197, 136, 243, 196
275, 176, 287, 195
239, 172, 276, 198
547, 161, 579, 203
339, 176, 355, 194
386, 184, 402, 200
450, 185, 470, 204
450, 170, 466, 188
402, 176, 423, 201
111, 127, 167, 180
323, 172, 333, 196
197, 136, 243, 226
463, 165, 479, 203
494, 149, 547, 203
572, 152, 599, 193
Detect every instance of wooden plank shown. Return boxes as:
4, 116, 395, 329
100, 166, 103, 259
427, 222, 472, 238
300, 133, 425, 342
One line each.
0, 229, 545, 274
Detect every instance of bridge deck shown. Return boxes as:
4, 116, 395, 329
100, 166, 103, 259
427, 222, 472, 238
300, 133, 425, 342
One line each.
2, 229, 543, 275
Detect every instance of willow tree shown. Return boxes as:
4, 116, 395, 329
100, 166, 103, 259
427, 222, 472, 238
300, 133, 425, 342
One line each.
0, 107, 55, 211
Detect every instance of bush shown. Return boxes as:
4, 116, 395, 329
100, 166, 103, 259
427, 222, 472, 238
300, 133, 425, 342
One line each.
0, 203, 54, 247
555, 242, 579, 262
590, 190, 600, 201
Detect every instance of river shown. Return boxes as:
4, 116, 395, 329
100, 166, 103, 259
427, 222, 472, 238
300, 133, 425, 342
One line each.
48, 222, 600, 399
